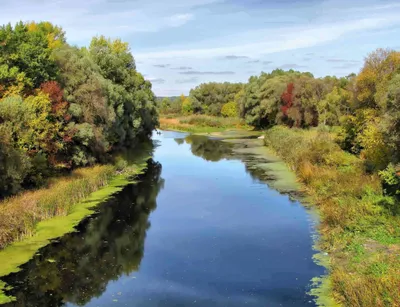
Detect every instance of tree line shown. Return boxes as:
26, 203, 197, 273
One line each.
0, 22, 159, 197
160, 48, 400, 191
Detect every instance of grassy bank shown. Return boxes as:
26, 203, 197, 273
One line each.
264, 126, 400, 307
159, 115, 250, 133
0, 157, 149, 304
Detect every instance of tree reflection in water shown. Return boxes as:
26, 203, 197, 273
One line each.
180, 135, 270, 182
182, 135, 233, 162
2, 160, 164, 307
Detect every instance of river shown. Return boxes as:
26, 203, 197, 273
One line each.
2, 131, 324, 307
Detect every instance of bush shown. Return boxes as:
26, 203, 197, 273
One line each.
221, 101, 237, 117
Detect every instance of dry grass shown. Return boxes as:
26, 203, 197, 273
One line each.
265, 126, 400, 307
0, 165, 115, 248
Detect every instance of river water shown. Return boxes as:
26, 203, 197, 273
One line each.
2, 131, 324, 307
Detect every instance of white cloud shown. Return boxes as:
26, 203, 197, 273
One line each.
0, 0, 204, 43
135, 16, 398, 60
167, 14, 194, 27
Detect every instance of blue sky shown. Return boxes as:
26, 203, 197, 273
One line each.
2, 0, 400, 96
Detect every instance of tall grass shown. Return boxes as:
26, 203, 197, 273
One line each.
0, 165, 115, 248
265, 126, 400, 307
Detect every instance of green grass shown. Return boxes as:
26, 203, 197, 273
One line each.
0, 158, 149, 304
264, 126, 400, 307
179, 115, 244, 128
159, 115, 251, 133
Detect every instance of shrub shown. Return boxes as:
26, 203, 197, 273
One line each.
221, 101, 237, 117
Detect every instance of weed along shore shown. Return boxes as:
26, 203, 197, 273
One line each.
264, 127, 400, 307
0, 154, 151, 304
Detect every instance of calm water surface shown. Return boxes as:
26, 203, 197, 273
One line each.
3, 131, 324, 307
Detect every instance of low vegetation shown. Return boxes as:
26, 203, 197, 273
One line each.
265, 126, 400, 307
159, 114, 249, 133
0, 155, 148, 250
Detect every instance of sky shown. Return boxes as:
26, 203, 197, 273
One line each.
1, 0, 400, 96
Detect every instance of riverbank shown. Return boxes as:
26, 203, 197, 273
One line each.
0, 155, 151, 304
265, 126, 400, 307
159, 115, 252, 133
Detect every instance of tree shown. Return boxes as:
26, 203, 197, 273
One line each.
0, 125, 31, 197
181, 97, 193, 115
356, 48, 400, 108
317, 86, 351, 126
189, 82, 243, 116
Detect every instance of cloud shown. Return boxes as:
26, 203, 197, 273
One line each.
154, 64, 170, 68
305, 53, 315, 56
167, 14, 194, 27
303, 57, 312, 61
247, 60, 260, 63
0, 1, 203, 43
263, 61, 273, 65
176, 77, 199, 84
135, 16, 399, 60
179, 71, 235, 75
333, 63, 361, 69
326, 58, 359, 63
172, 66, 193, 70
147, 77, 166, 84
278, 63, 307, 69
224, 55, 249, 60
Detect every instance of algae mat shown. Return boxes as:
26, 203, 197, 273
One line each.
224, 138, 300, 195
0, 163, 148, 304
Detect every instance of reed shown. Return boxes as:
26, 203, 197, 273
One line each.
0, 165, 115, 249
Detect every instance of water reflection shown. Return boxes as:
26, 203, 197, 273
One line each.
181, 135, 233, 162
2, 160, 164, 307
178, 135, 277, 184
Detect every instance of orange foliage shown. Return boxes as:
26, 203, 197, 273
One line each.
40, 81, 69, 119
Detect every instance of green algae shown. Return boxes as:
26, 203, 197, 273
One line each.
309, 252, 341, 307
224, 138, 300, 194
0, 161, 148, 304
310, 277, 341, 307
0, 281, 12, 304
197, 129, 262, 139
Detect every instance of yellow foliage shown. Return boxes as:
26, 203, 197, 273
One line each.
111, 39, 129, 54
356, 67, 376, 105
221, 101, 237, 117
358, 118, 391, 170
27, 21, 64, 50
22, 92, 63, 153
181, 97, 193, 115
26, 22, 38, 32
